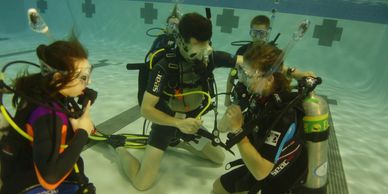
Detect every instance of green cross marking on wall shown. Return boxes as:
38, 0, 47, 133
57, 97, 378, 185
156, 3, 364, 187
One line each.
82, 0, 96, 18
216, 9, 239, 33
313, 19, 343, 47
141, 3, 158, 24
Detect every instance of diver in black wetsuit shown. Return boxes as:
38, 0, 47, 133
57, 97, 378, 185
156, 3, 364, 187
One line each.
225, 15, 316, 106
116, 12, 243, 191
137, 4, 182, 105
213, 43, 308, 194
148, 5, 180, 53
0, 36, 96, 194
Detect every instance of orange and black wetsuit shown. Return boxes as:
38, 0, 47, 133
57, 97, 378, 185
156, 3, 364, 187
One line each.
0, 102, 90, 194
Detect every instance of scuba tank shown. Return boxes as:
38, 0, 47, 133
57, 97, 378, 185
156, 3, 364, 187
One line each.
297, 91, 330, 194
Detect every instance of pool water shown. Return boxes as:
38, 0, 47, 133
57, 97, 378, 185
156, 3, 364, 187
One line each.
1, 0, 387, 193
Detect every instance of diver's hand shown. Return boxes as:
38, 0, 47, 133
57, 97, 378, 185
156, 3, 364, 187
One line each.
176, 118, 203, 134
222, 104, 243, 133
69, 101, 94, 135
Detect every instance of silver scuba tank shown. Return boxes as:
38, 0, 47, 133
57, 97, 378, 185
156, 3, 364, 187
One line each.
300, 91, 330, 194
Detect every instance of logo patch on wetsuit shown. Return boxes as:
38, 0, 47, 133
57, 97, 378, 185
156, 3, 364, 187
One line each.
265, 130, 281, 146
152, 73, 163, 93
270, 159, 290, 176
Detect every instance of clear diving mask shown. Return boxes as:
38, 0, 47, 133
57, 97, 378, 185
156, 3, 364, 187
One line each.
166, 16, 179, 35
166, 22, 178, 34
237, 64, 269, 95
27, 8, 49, 34
40, 60, 93, 86
75, 65, 93, 86
249, 28, 270, 42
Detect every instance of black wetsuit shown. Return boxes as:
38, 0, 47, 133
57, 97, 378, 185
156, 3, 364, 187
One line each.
235, 42, 253, 56
138, 33, 174, 106
145, 50, 236, 151
0, 101, 90, 194
149, 34, 170, 53
220, 82, 308, 194
235, 40, 276, 56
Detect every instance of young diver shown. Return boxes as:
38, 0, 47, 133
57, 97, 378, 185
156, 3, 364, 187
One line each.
116, 12, 242, 191
0, 36, 96, 194
138, 4, 182, 105
213, 43, 308, 194
148, 3, 181, 53
225, 15, 316, 106
235, 15, 272, 55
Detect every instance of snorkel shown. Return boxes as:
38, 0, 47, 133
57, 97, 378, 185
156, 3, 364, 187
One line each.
237, 19, 311, 96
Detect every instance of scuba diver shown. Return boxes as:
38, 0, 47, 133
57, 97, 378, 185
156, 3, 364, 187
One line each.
147, 3, 181, 55
213, 42, 308, 194
235, 15, 272, 55
214, 18, 330, 193
136, 4, 182, 106
225, 14, 316, 106
117, 12, 243, 191
0, 35, 97, 194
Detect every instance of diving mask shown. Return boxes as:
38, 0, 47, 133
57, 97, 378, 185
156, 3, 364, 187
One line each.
40, 60, 93, 86
249, 28, 269, 42
75, 65, 93, 86
166, 22, 178, 34
166, 16, 179, 34
237, 64, 268, 95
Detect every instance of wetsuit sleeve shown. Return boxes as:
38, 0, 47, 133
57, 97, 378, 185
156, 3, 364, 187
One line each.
259, 109, 298, 164
212, 51, 237, 68
28, 107, 88, 189
146, 61, 169, 97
